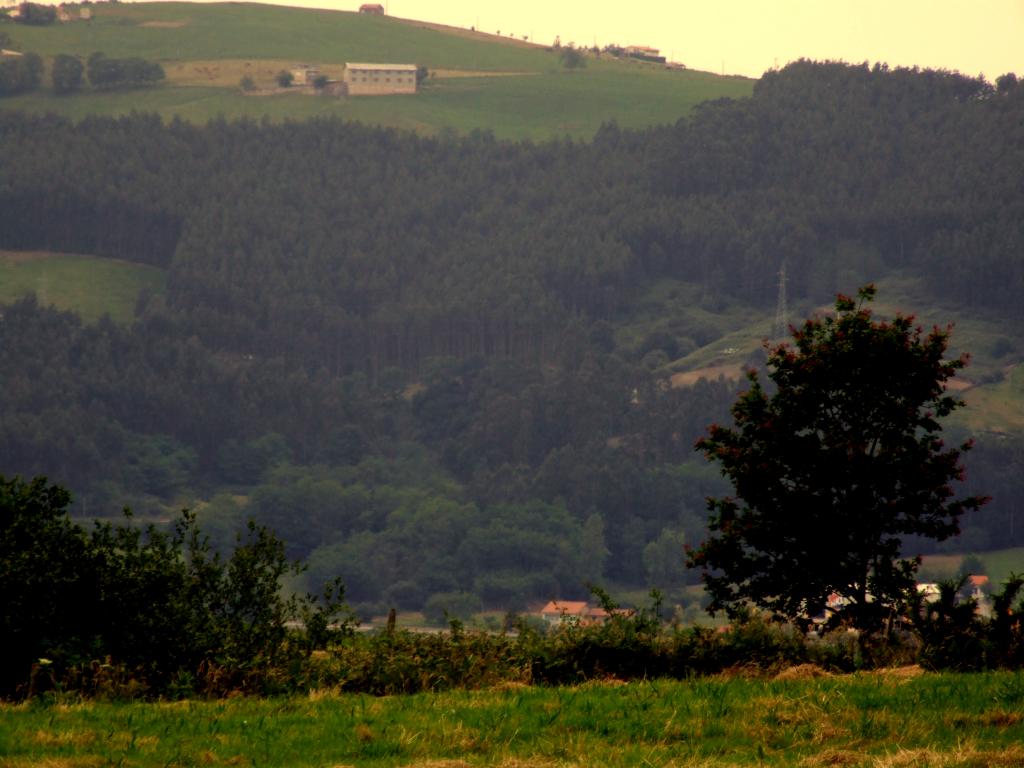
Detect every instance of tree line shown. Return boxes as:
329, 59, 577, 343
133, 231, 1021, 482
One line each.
0, 47, 163, 95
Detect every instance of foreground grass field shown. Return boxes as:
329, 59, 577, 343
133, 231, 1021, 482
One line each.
3, 671, 1023, 767
0, 2, 753, 139
0, 250, 165, 323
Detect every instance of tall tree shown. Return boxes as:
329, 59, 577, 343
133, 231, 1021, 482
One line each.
688, 286, 988, 632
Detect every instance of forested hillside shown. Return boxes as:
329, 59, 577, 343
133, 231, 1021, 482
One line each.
2, 61, 1023, 615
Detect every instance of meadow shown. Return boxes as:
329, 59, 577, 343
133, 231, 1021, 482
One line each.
0, 2, 753, 139
0, 250, 165, 324
3, 672, 1024, 767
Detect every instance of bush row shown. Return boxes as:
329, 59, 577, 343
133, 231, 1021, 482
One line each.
0, 50, 163, 96
1, 476, 348, 700
5, 476, 1022, 700
298, 587, 1024, 697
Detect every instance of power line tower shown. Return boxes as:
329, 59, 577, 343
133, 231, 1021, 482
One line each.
774, 262, 788, 339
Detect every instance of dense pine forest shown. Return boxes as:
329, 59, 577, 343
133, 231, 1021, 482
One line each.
2, 61, 1023, 616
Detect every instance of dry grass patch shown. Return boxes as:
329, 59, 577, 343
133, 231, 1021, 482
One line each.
946, 709, 1024, 729
670, 363, 746, 388
308, 685, 345, 701
864, 665, 925, 684
871, 745, 1024, 767
138, 20, 188, 28
163, 59, 344, 88
775, 663, 832, 681
30, 729, 98, 750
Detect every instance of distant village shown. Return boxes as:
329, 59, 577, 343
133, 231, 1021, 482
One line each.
537, 574, 995, 632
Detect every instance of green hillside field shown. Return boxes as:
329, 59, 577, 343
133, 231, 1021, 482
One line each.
0, 2, 753, 139
649, 274, 1024, 436
0, 250, 165, 324
919, 547, 1024, 587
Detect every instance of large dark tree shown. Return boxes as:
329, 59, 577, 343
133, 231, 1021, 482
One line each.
688, 286, 988, 632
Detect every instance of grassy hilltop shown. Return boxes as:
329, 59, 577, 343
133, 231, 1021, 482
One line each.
1, 1, 753, 139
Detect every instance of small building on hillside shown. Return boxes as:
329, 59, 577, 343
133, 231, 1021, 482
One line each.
624, 45, 667, 64
291, 64, 321, 86
343, 62, 417, 95
359, 3, 385, 15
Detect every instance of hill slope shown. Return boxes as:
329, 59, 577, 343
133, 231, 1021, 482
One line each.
2, 60, 1022, 612
1, 2, 753, 139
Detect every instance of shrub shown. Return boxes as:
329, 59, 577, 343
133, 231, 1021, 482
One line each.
559, 47, 586, 70
15, 2, 56, 25
0, 475, 352, 699
51, 53, 83, 94
423, 592, 481, 626
87, 52, 164, 89
0, 51, 41, 95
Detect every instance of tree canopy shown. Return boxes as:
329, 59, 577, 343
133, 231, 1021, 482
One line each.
688, 287, 989, 631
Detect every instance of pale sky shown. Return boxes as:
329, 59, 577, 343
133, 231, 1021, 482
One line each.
263, 0, 1022, 80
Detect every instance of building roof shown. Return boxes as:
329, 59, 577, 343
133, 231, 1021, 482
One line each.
346, 62, 417, 72
540, 600, 588, 615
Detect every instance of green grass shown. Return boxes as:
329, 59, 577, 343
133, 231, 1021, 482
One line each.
919, 547, 1024, 586
0, 250, 165, 323
0, 2, 753, 139
955, 364, 1024, 434
6, 2, 559, 71
979, 547, 1024, 586
3, 673, 1024, 766
651, 272, 1024, 436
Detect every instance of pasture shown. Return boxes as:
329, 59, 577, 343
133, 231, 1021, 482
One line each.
0, 250, 165, 324
2, 672, 1023, 766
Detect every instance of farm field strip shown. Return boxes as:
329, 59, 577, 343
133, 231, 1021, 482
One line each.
3, 672, 1024, 767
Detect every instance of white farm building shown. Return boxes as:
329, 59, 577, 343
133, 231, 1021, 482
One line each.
343, 63, 417, 95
